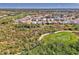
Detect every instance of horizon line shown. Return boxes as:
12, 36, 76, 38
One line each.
0, 3, 79, 9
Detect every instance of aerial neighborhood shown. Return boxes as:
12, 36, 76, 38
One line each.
15, 9, 79, 24
0, 9, 79, 55
0, 3, 79, 55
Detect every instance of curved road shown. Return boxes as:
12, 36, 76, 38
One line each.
38, 33, 50, 41
38, 30, 79, 41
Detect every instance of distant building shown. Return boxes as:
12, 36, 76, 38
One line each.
14, 14, 78, 25
15, 16, 32, 24
71, 19, 79, 24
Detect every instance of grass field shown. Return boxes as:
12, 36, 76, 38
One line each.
28, 32, 79, 55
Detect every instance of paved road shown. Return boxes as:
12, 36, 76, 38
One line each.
38, 30, 79, 41
54, 30, 79, 33
38, 33, 50, 41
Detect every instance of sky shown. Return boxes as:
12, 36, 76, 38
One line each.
0, 3, 79, 9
